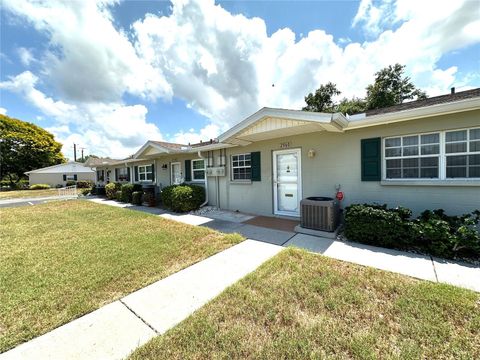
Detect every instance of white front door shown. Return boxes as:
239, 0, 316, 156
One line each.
171, 162, 181, 185
273, 149, 302, 216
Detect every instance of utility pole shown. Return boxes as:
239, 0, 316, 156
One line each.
80, 147, 86, 162
73, 143, 77, 161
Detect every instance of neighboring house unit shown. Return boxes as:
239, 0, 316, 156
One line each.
25, 161, 95, 187
95, 88, 480, 217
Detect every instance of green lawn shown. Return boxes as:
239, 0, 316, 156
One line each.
0, 189, 63, 199
0, 200, 242, 352
131, 249, 480, 360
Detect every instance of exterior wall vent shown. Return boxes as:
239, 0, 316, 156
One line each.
300, 197, 340, 232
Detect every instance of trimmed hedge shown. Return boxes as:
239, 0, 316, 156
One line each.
344, 204, 480, 261
120, 183, 143, 203
132, 191, 143, 205
161, 184, 205, 212
66, 180, 76, 186
115, 190, 123, 202
105, 182, 121, 200
76, 180, 94, 189
29, 184, 51, 190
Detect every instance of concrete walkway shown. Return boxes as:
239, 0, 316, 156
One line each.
0, 240, 282, 360
88, 198, 480, 292
284, 233, 480, 292
0, 195, 77, 208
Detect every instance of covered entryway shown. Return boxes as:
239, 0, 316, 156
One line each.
273, 148, 302, 217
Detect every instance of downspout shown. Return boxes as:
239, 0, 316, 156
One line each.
197, 150, 209, 207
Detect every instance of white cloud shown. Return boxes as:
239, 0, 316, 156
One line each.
17, 47, 35, 66
3, 0, 171, 102
1, 0, 479, 159
352, 0, 398, 37
170, 123, 224, 145
0, 107, 7, 115
0, 71, 163, 158
0, 71, 76, 117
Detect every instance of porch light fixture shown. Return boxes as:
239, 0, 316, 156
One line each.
162, 164, 168, 169
308, 149, 316, 158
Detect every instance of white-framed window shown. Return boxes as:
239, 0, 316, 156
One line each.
66, 175, 76, 181
191, 159, 205, 181
117, 167, 129, 181
138, 165, 153, 181
383, 127, 480, 180
384, 132, 440, 179
445, 128, 480, 178
231, 153, 251, 180
96, 170, 104, 182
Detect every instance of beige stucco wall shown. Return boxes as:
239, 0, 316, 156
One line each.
28, 172, 95, 187
212, 109, 480, 217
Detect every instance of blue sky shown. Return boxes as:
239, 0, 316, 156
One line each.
1, 0, 479, 159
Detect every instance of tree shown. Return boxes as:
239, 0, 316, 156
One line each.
302, 82, 340, 112
337, 97, 366, 115
0, 114, 66, 186
365, 63, 427, 110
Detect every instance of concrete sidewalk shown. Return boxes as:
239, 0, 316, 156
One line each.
0, 240, 282, 360
284, 233, 480, 292
0, 195, 77, 208
89, 198, 480, 292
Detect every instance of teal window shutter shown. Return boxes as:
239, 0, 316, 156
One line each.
134, 166, 138, 182
73, 174, 77, 181
63, 174, 66, 181
150, 163, 155, 182
127, 167, 131, 181
251, 151, 261, 181
361, 137, 381, 181
184, 160, 191, 182
115, 168, 118, 181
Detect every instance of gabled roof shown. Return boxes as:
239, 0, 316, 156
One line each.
25, 161, 94, 175
133, 139, 231, 159
218, 107, 348, 145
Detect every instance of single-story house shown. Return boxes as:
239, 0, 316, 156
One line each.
95, 88, 480, 217
25, 161, 95, 187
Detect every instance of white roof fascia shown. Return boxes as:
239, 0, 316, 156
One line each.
218, 107, 346, 143
346, 97, 480, 130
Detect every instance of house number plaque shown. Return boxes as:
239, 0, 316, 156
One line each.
280, 142, 290, 149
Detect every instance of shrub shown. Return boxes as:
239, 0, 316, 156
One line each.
416, 209, 480, 259
29, 184, 51, 190
66, 180, 76, 186
121, 183, 134, 203
76, 180, 94, 189
344, 204, 480, 261
344, 204, 417, 250
115, 190, 122, 202
132, 191, 143, 205
0, 179, 29, 190
105, 182, 121, 200
161, 184, 205, 212
80, 188, 91, 196
119, 183, 143, 203
160, 185, 177, 208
